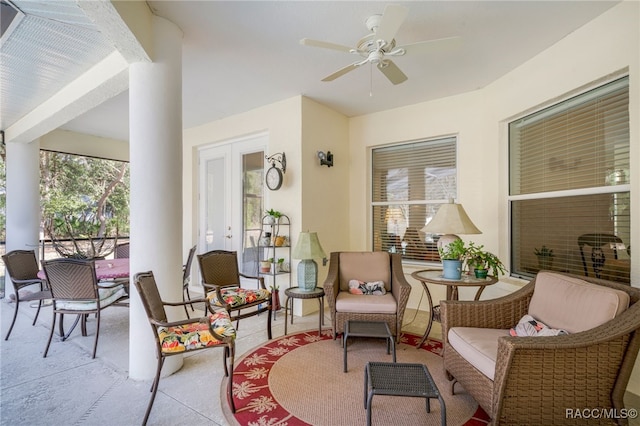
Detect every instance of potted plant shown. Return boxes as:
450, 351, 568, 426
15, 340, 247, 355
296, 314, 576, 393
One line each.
467, 242, 506, 279
259, 259, 272, 273
534, 245, 555, 270
276, 257, 285, 272
265, 209, 282, 224
269, 284, 281, 311
438, 239, 468, 280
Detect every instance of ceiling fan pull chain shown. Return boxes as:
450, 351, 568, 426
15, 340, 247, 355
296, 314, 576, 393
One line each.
370, 62, 374, 97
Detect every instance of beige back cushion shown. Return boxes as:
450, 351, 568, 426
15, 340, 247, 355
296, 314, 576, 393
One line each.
528, 271, 630, 333
339, 252, 391, 292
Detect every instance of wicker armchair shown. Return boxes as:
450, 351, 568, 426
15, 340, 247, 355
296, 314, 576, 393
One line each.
441, 271, 640, 425
323, 251, 411, 343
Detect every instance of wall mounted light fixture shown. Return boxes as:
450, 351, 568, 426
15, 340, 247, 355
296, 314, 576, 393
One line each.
317, 151, 333, 167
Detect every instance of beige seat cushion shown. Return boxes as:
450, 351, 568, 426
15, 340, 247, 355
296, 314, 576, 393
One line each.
335, 292, 397, 314
529, 271, 630, 333
448, 327, 510, 380
339, 252, 391, 292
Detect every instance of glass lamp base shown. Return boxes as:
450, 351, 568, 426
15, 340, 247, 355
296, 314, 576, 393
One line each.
297, 259, 318, 292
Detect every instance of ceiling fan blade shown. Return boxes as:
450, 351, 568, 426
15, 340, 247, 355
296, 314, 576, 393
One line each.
375, 4, 409, 43
378, 60, 407, 85
397, 36, 463, 55
321, 63, 360, 82
300, 38, 353, 53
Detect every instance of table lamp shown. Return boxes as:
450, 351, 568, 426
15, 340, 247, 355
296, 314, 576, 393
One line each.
420, 199, 482, 250
292, 232, 326, 292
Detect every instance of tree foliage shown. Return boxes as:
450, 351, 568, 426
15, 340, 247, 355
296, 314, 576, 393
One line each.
40, 151, 129, 258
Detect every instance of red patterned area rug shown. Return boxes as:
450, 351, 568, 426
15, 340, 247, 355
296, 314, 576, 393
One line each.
222, 330, 490, 426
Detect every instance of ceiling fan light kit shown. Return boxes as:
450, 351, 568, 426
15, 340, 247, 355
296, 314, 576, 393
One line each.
300, 4, 460, 86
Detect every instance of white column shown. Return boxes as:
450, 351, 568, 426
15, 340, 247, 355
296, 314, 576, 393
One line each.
5, 139, 41, 260
128, 16, 184, 380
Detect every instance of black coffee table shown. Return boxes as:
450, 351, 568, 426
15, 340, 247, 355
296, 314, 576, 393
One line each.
343, 320, 395, 373
364, 362, 446, 426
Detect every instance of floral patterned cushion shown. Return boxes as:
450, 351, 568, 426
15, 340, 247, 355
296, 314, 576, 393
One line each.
207, 287, 271, 308
157, 310, 236, 353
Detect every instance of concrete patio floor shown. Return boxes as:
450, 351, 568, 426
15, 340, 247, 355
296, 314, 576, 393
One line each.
0, 291, 431, 426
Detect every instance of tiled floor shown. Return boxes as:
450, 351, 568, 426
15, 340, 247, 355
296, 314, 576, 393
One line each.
0, 292, 431, 426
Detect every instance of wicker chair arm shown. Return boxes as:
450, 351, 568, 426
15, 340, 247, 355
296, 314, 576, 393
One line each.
390, 253, 411, 328
150, 316, 207, 328
162, 298, 207, 307
441, 282, 534, 343
323, 252, 340, 312
12, 277, 47, 290
239, 273, 266, 289
492, 303, 640, 421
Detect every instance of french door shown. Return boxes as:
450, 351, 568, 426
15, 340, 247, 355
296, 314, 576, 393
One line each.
198, 134, 266, 275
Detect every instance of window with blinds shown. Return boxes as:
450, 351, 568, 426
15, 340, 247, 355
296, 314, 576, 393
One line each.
372, 137, 457, 262
509, 76, 630, 282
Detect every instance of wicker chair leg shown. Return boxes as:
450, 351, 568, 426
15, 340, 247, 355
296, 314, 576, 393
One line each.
4, 301, 20, 340
43, 312, 56, 358
143, 356, 165, 426
267, 307, 272, 340
91, 313, 100, 359
227, 343, 236, 413
32, 300, 42, 326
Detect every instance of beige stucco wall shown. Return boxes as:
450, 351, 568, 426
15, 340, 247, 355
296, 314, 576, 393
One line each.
349, 0, 640, 394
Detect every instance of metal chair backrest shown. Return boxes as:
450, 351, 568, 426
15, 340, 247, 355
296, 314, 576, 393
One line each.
197, 250, 241, 287
43, 258, 98, 301
134, 271, 168, 324
2, 250, 40, 283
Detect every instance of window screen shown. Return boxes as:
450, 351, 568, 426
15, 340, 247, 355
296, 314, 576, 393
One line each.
509, 77, 630, 282
372, 137, 457, 262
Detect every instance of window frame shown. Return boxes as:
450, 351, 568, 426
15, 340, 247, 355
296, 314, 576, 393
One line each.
507, 75, 630, 281
370, 135, 458, 264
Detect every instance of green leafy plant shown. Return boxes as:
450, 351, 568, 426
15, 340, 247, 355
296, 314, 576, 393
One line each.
438, 238, 468, 260
266, 209, 282, 219
467, 242, 506, 277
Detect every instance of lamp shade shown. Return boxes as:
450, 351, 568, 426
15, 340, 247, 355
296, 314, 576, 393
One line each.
420, 202, 482, 235
292, 232, 326, 260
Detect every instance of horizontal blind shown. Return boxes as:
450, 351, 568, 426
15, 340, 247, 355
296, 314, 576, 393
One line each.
509, 77, 630, 281
372, 137, 456, 262
510, 77, 629, 195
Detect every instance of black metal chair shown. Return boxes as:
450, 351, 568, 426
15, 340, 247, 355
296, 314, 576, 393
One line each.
42, 258, 128, 358
198, 250, 272, 339
182, 245, 197, 317
114, 242, 129, 259
578, 233, 623, 279
2, 250, 51, 340
134, 271, 236, 425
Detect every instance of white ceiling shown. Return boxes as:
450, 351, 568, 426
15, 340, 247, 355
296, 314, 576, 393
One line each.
2, 1, 620, 143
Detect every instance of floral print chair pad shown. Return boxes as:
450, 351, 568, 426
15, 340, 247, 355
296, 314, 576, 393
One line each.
158, 310, 236, 354
207, 287, 271, 308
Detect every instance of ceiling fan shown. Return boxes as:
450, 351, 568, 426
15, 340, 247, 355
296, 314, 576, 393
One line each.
300, 4, 461, 85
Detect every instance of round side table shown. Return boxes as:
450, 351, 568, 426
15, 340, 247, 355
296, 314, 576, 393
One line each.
284, 287, 325, 336
411, 269, 498, 348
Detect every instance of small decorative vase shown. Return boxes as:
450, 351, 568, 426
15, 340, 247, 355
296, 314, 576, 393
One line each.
442, 259, 462, 280
271, 289, 281, 311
